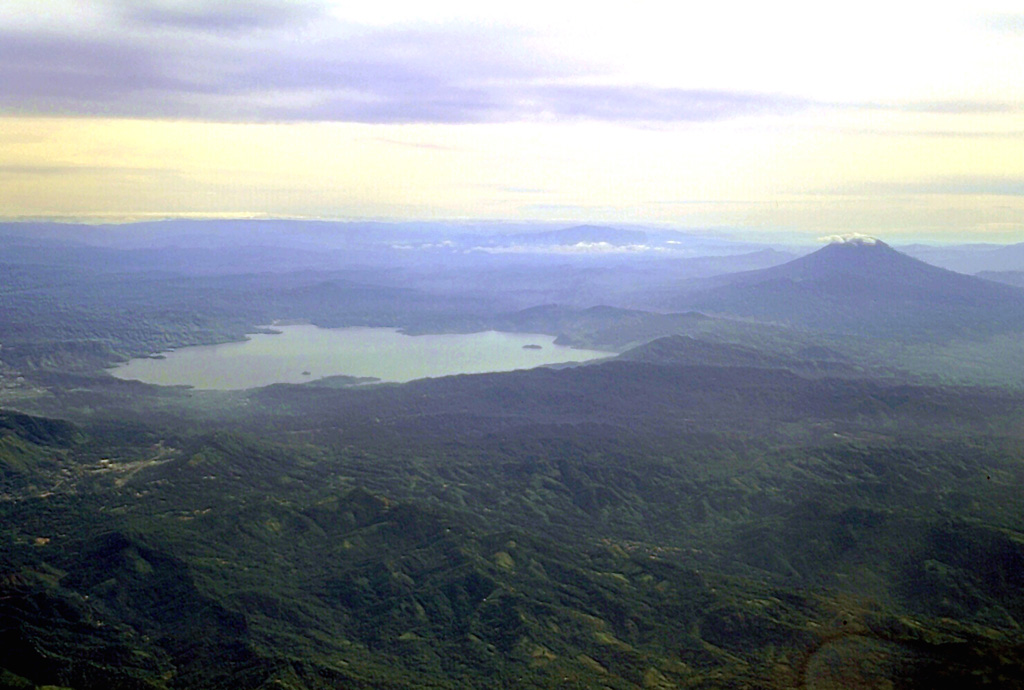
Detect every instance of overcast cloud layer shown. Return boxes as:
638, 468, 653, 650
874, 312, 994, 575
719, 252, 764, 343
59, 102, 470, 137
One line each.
0, 1, 813, 124
3, 1, 1019, 125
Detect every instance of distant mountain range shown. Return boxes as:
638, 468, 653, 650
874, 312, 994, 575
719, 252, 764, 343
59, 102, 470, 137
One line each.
900, 242, 1024, 274
466, 224, 780, 258
507, 224, 649, 246
977, 270, 1024, 288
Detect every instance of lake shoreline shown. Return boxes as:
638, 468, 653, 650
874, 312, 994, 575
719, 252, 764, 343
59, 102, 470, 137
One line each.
109, 325, 611, 390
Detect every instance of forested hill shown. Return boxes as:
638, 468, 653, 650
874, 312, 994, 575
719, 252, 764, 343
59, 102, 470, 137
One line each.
2, 361, 1024, 689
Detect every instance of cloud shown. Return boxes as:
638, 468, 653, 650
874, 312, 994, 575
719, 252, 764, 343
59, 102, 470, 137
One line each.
0, 163, 181, 176
817, 233, 878, 245
0, 3, 811, 125
491, 186, 549, 195
120, 0, 326, 32
513, 86, 809, 122
820, 128, 1024, 139
986, 13, 1024, 33
471, 241, 665, 255
894, 100, 1021, 115
2, 2, 1011, 126
374, 138, 461, 151
822, 177, 1024, 197
0, 32, 179, 108
0, 21, 561, 122
834, 99, 1023, 117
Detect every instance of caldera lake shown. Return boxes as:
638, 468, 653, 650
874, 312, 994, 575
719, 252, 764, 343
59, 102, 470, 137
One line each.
109, 325, 612, 390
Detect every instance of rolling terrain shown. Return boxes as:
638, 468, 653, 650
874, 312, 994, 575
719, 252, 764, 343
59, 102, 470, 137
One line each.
1, 223, 1024, 689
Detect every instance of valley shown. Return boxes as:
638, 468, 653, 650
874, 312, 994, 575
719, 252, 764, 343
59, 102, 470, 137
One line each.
1, 223, 1024, 689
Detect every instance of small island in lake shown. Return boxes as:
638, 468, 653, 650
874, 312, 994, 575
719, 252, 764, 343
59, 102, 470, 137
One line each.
302, 370, 311, 376
523, 344, 543, 350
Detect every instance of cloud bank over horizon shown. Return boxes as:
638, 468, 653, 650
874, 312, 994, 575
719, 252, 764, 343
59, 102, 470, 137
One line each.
3, 1, 1021, 126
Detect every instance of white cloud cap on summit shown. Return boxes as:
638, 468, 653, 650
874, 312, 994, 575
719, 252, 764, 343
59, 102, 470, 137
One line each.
818, 233, 880, 245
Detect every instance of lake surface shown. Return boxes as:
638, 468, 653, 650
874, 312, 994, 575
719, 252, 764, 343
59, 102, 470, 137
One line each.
109, 325, 611, 390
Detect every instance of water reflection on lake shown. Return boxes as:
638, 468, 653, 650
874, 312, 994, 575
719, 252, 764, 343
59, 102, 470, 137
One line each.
109, 325, 611, 390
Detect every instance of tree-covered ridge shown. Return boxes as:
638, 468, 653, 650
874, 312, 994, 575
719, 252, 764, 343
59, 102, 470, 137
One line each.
1, 369, 1023, 689
3, 227, 1024, 687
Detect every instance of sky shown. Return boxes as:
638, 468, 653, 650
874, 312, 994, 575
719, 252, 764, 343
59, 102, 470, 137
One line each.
1, 1, 1023, 242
